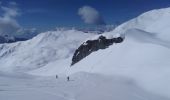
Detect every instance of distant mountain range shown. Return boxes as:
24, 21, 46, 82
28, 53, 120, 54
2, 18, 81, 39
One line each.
0, 25, 116, 44
0, 35, 27, 43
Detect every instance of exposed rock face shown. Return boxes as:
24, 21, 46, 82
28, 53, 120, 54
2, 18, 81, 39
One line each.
71, 35, 124, 66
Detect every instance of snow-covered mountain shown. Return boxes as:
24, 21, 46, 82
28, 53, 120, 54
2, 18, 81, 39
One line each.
69, 7, 170, 72
0, 29, 96, 73
113, 7, 170, 42
67, 7, 170, 99
1, 7, 170, 100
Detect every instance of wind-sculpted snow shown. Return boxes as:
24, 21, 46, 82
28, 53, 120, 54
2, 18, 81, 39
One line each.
113, 7, 170, 42
126, 29, 170, 48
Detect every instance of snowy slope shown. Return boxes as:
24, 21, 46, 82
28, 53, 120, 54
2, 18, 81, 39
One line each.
1, 72, 169, 100
69, 28, 170, 95
113, 7, 170, 42
0, 29, 96, 72
68, 7, 170, 99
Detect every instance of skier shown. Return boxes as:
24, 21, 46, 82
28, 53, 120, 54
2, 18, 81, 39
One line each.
56, 75, 58, 79
67, 76, 70, 81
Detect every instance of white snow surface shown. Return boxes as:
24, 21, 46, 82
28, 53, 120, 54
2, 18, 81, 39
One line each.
111, 7, 170, 42
0, 72, 169, 100
1, 7, 170, 100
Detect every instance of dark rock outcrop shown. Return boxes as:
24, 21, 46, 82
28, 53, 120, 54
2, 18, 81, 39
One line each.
71, 35, 124, 66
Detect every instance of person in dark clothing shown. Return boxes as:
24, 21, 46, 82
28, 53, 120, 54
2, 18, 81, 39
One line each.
67, 76, 70, 81
56, 75, 58, 79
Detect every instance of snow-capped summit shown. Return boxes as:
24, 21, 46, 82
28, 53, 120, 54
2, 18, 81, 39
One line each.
112, 7, 170, 42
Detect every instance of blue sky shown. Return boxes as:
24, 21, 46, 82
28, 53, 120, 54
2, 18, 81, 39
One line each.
1, 0, 170, 31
